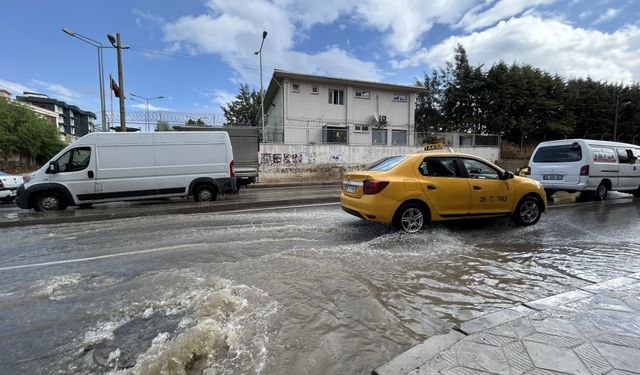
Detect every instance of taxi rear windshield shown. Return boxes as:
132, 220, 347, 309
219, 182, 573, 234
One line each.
366, 156, 407, 171
533, 144, 582, 163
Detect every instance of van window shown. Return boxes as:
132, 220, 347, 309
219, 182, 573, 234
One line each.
590, 147, 617, 163
57, 147, 91, 172
617, 148, 629, 163
533, 144, 582, 163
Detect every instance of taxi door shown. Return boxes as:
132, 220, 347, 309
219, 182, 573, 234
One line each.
461, 158, 513, 215
416, 156, 470, 216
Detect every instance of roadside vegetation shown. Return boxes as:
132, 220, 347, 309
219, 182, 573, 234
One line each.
0, 99, 64, 165
416, 45, 640, 146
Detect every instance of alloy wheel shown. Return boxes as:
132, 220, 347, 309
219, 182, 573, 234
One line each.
401, 207, 424, 233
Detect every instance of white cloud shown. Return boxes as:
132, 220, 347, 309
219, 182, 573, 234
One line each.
0, 79, 35, 96
392, 16, 640, 83
130, 102, 175, 111
457, 0, 558, 31
355, 0, 475, 53
31, 79, 82, 102
593, 8, 620, 24
212, 89, 235, 108
163, 0, 382, 84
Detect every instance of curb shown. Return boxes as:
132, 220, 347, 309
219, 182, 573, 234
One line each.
248, 182, 341, 189
373, 271, 640, 375
0, 196, 340, 228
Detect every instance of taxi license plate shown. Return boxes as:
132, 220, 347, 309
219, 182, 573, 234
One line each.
344, 184, 357, 193
543, 174, 563, 180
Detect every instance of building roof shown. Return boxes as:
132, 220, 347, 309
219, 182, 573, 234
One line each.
16, 94, 97, 119
264, 69, 424, 109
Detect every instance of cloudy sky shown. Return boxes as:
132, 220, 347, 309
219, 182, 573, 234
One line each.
1, 0, 638, 118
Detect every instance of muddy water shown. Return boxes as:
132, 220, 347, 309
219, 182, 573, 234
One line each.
2, 202, 640, 374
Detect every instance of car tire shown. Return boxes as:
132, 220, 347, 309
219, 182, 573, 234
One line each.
633, 187, 640, 198
194, 185, 217, 202
393, 203, 427, 233
34, 192, 67, 212
512, 196, 542, 226
593, 182, 607, 201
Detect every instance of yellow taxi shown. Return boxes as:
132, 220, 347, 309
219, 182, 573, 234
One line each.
341, 151, 547, 233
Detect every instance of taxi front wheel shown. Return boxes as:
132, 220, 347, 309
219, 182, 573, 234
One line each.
512, 196, 542, 226
393, 203, 428, 233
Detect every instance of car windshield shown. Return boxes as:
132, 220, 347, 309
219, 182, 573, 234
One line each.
533, 144, 582, 163
366, 156, 407, 171
0, 171, 7, 176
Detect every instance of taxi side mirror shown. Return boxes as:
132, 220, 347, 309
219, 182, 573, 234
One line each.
501, 171, 514, 180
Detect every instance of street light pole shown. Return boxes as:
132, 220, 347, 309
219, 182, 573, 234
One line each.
62, 28, 108, 132
254, 31, 268, 142
130, 93, 164, 132
107, 33, 130, 132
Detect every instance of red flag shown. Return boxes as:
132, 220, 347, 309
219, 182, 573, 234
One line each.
111, 77, 121, 98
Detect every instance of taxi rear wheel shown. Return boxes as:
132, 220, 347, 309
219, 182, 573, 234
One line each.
393, 203, 428, 233
512, 196, 542, 226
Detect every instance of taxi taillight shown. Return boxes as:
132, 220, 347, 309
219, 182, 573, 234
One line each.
525, 166, 531, 175
363, 179, 389, 194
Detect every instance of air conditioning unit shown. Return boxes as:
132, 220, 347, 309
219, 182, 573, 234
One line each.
379, 115, 387, 123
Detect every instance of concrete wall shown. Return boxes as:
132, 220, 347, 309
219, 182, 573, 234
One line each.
258, 143, 500, 183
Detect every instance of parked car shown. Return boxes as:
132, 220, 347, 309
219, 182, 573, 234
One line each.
16, 132, 236, 211
526, 139, 640, 200
341, 151, 547, 233
0, 170, 23, 203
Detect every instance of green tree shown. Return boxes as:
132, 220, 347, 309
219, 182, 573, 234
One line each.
155, 120, 173, 131
222, 84, 259, 126
415, 70, 445, 133
0, 99, 63, 164
185, 118, 206, 127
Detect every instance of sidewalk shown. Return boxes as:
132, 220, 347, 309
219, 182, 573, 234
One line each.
374, 273, 640, 375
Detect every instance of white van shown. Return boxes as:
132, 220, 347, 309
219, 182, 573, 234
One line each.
527, 139, 640, 200
16, 132, 236, 211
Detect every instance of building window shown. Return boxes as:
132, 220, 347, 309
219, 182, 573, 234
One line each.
328, 89, 344, 105
354, 124, 369, 132
354, 90, 370, 99
392, 130, 407, 145
311, 86, 319, 95
372, 129, 387, 145
322, 126, 348, 144
291, 83, 300, 92
393, 93, 408, 102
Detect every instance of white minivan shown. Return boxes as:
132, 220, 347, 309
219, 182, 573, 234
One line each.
16, 132, 236, 211
527, 139, 640, 200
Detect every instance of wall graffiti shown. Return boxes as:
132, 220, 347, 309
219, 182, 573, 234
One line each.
260, 152, 304, 166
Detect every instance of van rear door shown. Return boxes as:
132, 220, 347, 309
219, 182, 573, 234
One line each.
530, 143, 583, 185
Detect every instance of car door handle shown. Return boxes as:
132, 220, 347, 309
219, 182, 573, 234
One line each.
473, 185, 482, 190
88, 171, 94, 179
426, 184, 437, 190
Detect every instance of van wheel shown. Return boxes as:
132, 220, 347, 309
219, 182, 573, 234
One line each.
393, 203, 427, 233
34, 192, 67, 212
194, 185, 217, 202
512, 196, 542, 226
593, 183, 608, 201
634, 189, 640, 198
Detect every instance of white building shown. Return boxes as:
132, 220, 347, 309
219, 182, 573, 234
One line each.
263, 70, 422, 146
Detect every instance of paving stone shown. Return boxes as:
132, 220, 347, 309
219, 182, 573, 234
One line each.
453, 341, 510, 374
460, 305, 535, 335
530, 318, 583, 339
593, 342, 640, 372
526, 290, 592, 311
628, 272, 640, 280
523, 332, 585, 348
571, 314, 604, 338
604, 370, 640, 375
503, 340, 534, 374
511, 317, 536, 339
486, 322, 519, 339
622, 295, 640, 311
586, 294, 636, 313
581, 277, 638, 293
573, 342, 613, 374
522, 341, 591, 374
413, 352, 458, 374
441, 367, 492, 375
588, 309, 638, 336
596, 332, 640, 348
523, 369, 571, 375
466, 333, 517, 347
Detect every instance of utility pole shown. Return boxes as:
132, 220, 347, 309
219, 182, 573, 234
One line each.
254, 31, 268, 142
108, 33, 128, 132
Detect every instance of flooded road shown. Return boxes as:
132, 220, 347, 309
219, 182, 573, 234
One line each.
1, 199, 640, 374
